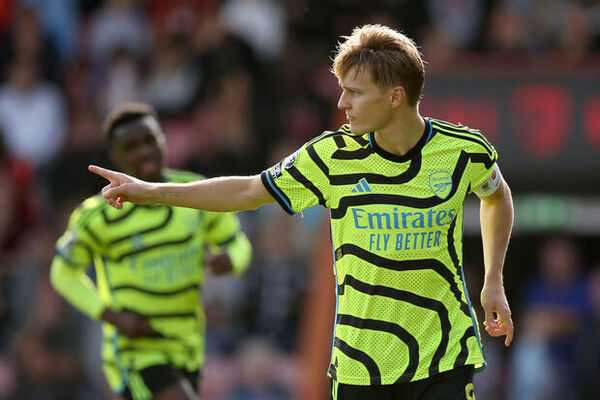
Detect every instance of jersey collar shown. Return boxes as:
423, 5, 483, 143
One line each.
368, 117, 432, 163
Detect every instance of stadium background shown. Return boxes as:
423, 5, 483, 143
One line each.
0, 0, 599, 399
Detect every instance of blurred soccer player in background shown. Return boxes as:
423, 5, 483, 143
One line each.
90, 25, 514, 400
50, 102, 252, 400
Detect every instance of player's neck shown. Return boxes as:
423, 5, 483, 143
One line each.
373, 107, 425, 157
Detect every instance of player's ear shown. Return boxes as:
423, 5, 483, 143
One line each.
390, 86, 406, 108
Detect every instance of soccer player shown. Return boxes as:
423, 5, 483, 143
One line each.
90, 25, 514, 400
50, 102, 252, 400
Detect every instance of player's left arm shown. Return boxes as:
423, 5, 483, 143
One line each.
473, 164, 514, 347
204, 212, 252, 276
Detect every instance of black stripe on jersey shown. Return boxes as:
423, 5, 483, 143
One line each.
112, 283, 200, 296
108, 207, 173, 245
85, 225, 103, 246
109, 233, 195, 262
331, 151, 494, 219
454, 326, 475, 369
216, 233, 238, 247
288, 165, 327, 206
308, 144, 422, 185
447, 218, 471, 316
433, 120, 494, 152
131, 311, 197, 319
435, 130, 494, 158
331, 147, 372, 160
333, 135, 346, 149
102, 204, 166, 224
337, 313, 418, 382
336, 244, 470, 317
347, 134, 369, 146
334, 336, 381, 385
339, 275, 448, 378
433, 124, 494, 157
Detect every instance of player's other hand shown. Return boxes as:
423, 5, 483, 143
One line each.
480, 283, 514, 347
88, 165, 152, 208
205, 252, 233, 276
101, 309, 163, 338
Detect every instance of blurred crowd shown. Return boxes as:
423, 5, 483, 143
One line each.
0, 0, 599, 399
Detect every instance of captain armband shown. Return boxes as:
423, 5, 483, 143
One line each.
472, 164, 502, 197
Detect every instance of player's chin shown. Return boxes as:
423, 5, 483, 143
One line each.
348, 122, 370, 136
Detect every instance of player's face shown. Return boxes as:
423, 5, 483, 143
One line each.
337, 66, 395, 135
110, 116, 166, 182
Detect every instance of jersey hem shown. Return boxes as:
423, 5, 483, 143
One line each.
327, 356, 485, 386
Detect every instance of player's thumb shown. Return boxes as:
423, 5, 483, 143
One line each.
484, 308, 496, 328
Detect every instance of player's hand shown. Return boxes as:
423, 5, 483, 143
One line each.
101, 309, 163, 338
480, 283, 514, 347
205, 252, 233, 276
88, 165, 153, 208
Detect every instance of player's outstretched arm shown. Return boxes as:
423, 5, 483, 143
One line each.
89, 165, 275, 212
478, 177, 514, 347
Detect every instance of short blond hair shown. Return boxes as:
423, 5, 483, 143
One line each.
332, 24, 425, 106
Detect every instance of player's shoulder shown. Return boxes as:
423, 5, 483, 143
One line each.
68, 194, 109, 228
305, 124, 370, 154
428, 117, 495, 155
164, 168, 206, 183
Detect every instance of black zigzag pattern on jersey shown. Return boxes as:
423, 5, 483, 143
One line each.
433, 119, 494, 152
334, 336, 381, 385
331, 146, 372, 160
336, 313, 419, 383
333, 135, 346, 148
101, 204, 167, 224
112, 283, 201, 296
308, 145, 421, 185
339, 274, 448, 378
288, 165, 326, 206
339, 275, 448, 378
107, 233, 196, 262
446, 217, 471, 316
108, 207, 174, 245
331, 151, 494, 219
432, 121, 495, 157
336, 244, 470, 317
85, 225, 103, 246
454, 326, 476, 368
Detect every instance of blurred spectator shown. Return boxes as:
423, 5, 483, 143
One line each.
87, 0, 150, 66
0, 6, 61, 83
508, 237, 590, 399
485, 2, 529, 53
574, 267, 600, 400
243, 209, 306, 352
21, 0, 80, 63
0, 128, 35, 259
221, 0, 286, 61
142, 33, 200, 115
98, 47, 142, 114
426, 0, 484, 50
230, 337, 292, 400
0, 55, 66, 168
13, 278, 86, 399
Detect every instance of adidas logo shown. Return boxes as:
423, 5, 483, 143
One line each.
351, 178, 372, 193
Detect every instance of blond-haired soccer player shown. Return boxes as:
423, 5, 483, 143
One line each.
51, 103, 252, 400
90, 25, 514, 400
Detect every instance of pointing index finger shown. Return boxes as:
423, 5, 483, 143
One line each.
89, 165, 119, 182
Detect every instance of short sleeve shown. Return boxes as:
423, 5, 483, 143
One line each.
55, 202, 103, 270
261, 144, 330, 214
204, 211, 242, 247
465, 132, 498, 193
